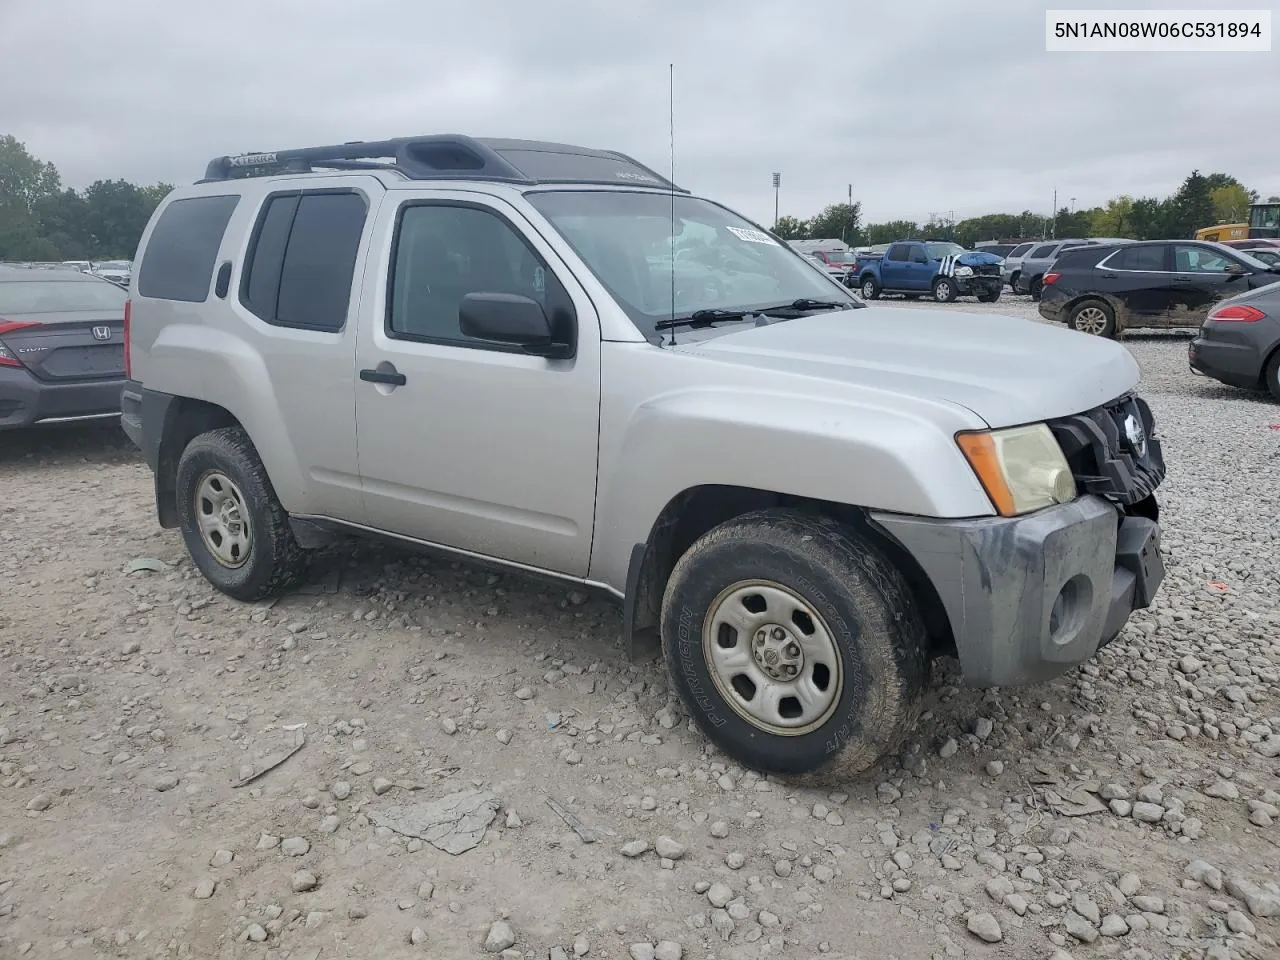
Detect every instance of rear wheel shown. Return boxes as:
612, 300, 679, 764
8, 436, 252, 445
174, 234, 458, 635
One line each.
1265, 349, 1280, 401
932, 277, 958, 303
1068, 299, 1116, 337
175, 427, 307, 602
661, 509, 927, 777
860, 276, 881, 300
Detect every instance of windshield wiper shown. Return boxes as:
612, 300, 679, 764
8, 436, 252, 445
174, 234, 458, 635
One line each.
653, 299, 853, 332
653, 309, 757, 331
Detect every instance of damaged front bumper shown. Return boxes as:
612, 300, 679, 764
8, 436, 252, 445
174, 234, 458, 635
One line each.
871, 495, 1163, 687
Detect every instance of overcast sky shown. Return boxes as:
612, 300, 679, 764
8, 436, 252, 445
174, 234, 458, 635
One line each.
2, 1, 1277, 227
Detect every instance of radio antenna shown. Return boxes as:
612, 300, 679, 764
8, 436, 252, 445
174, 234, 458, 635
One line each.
667, 62, 677, 347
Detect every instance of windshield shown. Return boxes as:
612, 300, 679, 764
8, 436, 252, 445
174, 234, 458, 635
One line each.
924, 242, 966, 260
819, 250, 855, 264
0, 278, 128, 314
524, 191, 856, 337
1249, 204, 1280, 230
96, 261, 130, 270
1222, 246, 1273, 271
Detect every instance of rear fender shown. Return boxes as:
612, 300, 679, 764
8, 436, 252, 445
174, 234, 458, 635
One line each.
143, 323, 306, 512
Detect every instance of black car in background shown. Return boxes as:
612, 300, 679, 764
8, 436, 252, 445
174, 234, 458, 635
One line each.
1189, 281, 1280, 400
1037, 240, 1280, 337
0, 266, 128, 429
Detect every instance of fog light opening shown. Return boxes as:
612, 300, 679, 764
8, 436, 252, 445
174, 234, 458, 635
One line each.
1049, 574, 1092, 647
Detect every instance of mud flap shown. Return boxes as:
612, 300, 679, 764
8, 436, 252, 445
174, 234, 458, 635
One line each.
622, 542, 660, 661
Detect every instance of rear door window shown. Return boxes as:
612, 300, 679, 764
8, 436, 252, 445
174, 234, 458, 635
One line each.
1110, 245, 1169, 272
137, 195, 240, 302
1029, 244, 1057, 259
240, 190, 368, 332
886, 245, 909, 262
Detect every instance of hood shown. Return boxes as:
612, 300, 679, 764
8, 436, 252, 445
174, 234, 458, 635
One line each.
957, 251, 1002, 266
676, 308, 1140, 428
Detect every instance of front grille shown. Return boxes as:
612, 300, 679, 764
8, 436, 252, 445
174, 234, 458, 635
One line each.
1048, 392, 1164, 506
974, 264, 1000, 277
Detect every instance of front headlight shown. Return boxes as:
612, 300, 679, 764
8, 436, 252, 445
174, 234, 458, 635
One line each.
956, 423, 1077, 517
954, 266, 974, 277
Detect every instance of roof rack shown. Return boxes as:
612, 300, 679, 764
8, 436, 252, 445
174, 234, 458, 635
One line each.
199, 135, 687, 192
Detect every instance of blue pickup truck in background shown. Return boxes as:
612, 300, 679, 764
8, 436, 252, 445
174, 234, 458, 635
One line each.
854, 240, 1004, 303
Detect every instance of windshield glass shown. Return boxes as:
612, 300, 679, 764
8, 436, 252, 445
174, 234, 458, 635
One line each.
96, 261, 130, 270
819, 250, 854, 264
524, 191, 856, 337
924, 242, 966, 260
1249, 204, 1280, 230
0, 278, 127, 314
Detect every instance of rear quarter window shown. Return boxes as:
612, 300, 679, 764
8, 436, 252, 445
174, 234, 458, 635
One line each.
137, 195, 240, 302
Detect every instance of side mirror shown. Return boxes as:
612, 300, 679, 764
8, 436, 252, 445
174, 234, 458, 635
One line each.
1225, 262, 1248, 276
459, 292, 564, 355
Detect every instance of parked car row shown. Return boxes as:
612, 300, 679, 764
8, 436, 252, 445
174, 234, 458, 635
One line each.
0, 259, 133, 287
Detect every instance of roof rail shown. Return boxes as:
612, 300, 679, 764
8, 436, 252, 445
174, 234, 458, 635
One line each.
199, 135, 687, 192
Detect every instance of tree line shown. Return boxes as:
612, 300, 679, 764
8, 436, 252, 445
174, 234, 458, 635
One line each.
772, 171, 1280, 247
0, 135, 172, 262
4, 133, 1279, 261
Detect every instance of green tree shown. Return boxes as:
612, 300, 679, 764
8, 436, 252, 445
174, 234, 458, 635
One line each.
771, 215, 808, 240
864, 220, 919, 244
808, 202, 862, 244
955, 214, 1026, 247
1209, 183, 1251, 224
1090, 196, 1136, 237
1128, 197, 1172, 239
0, 135, 62, 214
1164, 170, 1214, 238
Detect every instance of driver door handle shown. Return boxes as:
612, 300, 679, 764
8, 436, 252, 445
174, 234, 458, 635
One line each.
360, 367, 407, 386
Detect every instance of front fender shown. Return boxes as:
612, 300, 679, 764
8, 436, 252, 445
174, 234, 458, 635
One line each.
589, 386, 995, 590
143, 323, 307, 511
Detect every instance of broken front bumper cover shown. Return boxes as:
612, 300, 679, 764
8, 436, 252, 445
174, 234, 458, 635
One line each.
871, 495, 1163, 687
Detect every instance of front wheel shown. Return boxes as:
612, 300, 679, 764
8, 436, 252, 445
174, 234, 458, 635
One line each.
660, 509, 927, 777
932, 277, 958, 303
977, 287, 1002, 303
1029, 276, 1044, 301
860, 276, 881, 300
1008, 271, 1021, 293
175, 427, 308, 602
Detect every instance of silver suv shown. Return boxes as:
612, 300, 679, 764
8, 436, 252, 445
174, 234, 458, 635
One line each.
120, 135, 1167, 777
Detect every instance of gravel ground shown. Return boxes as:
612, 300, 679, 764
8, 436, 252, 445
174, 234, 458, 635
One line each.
2, 294, 1278, 960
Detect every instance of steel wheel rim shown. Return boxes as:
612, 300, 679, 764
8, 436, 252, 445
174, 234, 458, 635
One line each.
702, 579, 844, 736
1075, 306, 1108, 335
194, 470, 252, 568
861, 280, 876, 298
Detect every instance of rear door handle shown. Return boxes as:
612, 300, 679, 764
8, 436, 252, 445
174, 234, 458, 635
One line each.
360, 367, 407, 386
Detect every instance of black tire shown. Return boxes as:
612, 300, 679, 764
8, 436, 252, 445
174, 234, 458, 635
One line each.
977, 288, 1002, 304
859, 276, 881, 300
932, 277, 958, 303
1265, 349, 1280, 402
1029, 276, 1044, 301
175, 426, 307, 602
1009, 271, 1021, 293
660, 509, 927, 778
1068, 299, 1117, 338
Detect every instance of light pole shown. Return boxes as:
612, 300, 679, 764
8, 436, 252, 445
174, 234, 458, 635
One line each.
772, 172, 781, 229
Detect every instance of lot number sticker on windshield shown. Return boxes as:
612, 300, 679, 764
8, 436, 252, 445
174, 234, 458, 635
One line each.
725, 226, 776, 245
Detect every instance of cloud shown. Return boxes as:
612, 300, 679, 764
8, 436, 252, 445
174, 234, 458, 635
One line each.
2, 0, 1276, 226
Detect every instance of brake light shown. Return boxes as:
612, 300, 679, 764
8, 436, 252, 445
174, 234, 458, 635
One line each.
123, 299, 132, 379
0, 320, 38, 368
1208, 304, 1265, 323
1043, 272, 1061, 285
